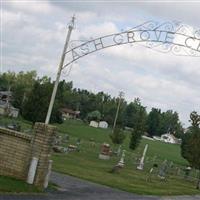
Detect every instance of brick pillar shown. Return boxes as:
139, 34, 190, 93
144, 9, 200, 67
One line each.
32, 123, 56, 188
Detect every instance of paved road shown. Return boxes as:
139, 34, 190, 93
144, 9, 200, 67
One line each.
0, 172, 200, 200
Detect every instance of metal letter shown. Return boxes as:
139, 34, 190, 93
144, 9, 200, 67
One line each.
165, 32, 174, 43
113, 34, 124, 44
127, 31, 135, 43
94, 38, 104, 50
80, 43, 90, 55
72, 49, 80, 60
140, 31, 150, 41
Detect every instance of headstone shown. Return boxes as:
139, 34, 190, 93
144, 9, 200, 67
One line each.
117, 150, 126, 167
110, 150, 125, 173
176, 167, 181, 176
53, 145, 68, 153
63, 134, 69, 143
76, 138, 81, 152
54, 135, 62, 145
99, 143, 111, 160
158, 160, 168, 181
117, 145, 121, 156
89, 138, 96, 147
184, 166, 191, 179
137, 144, 148, 170
68, 144, 78, 152
146, 163, 158, 182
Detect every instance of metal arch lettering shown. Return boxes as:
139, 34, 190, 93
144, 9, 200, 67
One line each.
62, 21, 200, 69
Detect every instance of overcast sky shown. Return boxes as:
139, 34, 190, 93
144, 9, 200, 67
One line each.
1, 0, 200, 126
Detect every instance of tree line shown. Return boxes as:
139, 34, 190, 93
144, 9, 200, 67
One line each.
0, 71, 184, 137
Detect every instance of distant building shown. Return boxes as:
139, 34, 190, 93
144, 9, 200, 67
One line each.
160, 133, 177, 144
99, 121, 108, 129
0, 91, 19, 118
60, 108, 80, 120
89, 121, 99, 128
142, 135, 155, 141
89, 121, 109, 129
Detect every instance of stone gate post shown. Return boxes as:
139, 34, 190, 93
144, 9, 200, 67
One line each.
31, 122, 56, 188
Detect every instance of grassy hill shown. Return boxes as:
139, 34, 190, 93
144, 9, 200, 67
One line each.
51, 119, 200, 195
56, 119, 187, 166
1, 117, 199, 195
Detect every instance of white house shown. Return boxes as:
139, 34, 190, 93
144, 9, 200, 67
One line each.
0, 91, 19, 118
60, 108, 80, 120
160, 133, 177, 144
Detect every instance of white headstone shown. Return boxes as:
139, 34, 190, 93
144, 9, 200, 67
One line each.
137, 144, 148, 170
117, 150, 126, 167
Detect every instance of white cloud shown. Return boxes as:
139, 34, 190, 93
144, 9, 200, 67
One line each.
2, 1, 200, 126
5, 0, 53, 14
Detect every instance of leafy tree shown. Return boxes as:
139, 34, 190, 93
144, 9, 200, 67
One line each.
181, 111, 200, 189
22, 78, 52, 123
22, 77, 62, 124
87, 110, 101, 121
189, 111, 200, 127
0, 71, 16, 90
158, 110, 184, 138
110, 127, 126, 145
129, 99, 147, 150
147, 108, 161, 136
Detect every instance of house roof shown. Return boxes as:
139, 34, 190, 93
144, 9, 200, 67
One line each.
161, 133, 177, 141
0, 100, 7, 107
60, 108, 80, 115
0, 91, 12, 97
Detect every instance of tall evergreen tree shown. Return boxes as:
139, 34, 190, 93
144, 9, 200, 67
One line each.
181, 111, 200, 189
129, 98, 147, 150
147, 108, 161, 136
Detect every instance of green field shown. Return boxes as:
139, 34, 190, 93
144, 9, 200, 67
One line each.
0, 117, 200, 195
52, 119, 200, 195
56, 119, 187, 165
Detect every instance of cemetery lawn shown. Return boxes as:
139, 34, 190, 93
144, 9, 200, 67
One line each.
52, 119, 200, 196
1, 117, 200, 195
0, 176, 40, 193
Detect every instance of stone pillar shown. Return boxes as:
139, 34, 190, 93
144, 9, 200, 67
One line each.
31, 123, 56, 188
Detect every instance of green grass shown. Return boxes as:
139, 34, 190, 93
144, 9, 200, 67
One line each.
0, 176, 40, 193
1, 117, 199, 195
56, 119, 187, 165
51, 119, 200, 195
52, 142, 199, 195
0, 116, 32, 132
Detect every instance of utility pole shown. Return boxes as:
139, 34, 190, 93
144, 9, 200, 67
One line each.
112, 91, 124, 132
45, 16, 75, 124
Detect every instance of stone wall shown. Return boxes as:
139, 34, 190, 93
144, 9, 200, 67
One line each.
0, 122, 56, 188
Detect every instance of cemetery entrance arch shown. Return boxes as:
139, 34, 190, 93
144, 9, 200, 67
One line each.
63, 21, 200, 69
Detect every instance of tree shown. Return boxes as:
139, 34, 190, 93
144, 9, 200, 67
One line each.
181, 111, 200, 189
22, 78, 52, 123
158, 110, 184, 138
110, 127, 126, 145
129, 98, 147, 150
87, 110, 101, 121
22, 77, 63, 124
189, 111, 200, 127
147, 108, 161, 136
